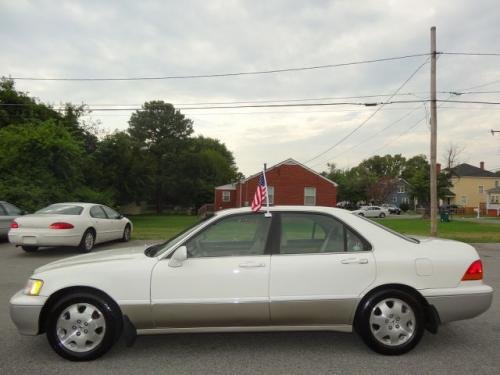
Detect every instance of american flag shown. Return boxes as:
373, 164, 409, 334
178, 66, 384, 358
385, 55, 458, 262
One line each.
251, 173, 267, 212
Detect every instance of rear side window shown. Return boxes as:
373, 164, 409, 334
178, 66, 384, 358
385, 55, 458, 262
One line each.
3, 202, 21, 215
279, 213, 370, 254
36, 204, 83, 215
90, 206, 107, 219
102, 206, 120, 219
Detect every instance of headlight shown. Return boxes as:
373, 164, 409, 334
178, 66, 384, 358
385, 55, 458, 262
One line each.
24, 279, 44, 296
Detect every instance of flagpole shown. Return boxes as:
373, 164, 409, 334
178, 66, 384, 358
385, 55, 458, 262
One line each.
262, 163, 272, 217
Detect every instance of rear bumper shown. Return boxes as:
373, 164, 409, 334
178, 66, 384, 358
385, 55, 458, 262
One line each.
9, 230, 81, 247
9, 290, 47, 335
423, 285, 493, 323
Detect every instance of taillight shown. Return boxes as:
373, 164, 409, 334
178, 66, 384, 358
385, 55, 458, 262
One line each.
49, 222, 74, 230
462, 259, 483, 281
10, 221, 19, 229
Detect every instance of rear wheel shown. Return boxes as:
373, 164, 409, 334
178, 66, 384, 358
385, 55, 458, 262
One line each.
78, 230, 95, 253
45, 292, 122, 361
379, 213, 386, 218
356, 289, 424, 355
21, 245, 38, 252
121, 225, 131, 242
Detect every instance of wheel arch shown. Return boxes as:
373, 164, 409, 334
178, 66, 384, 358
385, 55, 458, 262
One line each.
38, 286, 123, 334
354, 283, 439, 334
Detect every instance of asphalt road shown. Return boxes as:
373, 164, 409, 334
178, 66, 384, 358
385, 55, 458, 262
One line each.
0, 240, 499, 374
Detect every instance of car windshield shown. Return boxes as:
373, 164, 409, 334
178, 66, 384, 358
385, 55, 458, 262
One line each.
36, 204, 84, 215
145, 215, 214, 257
357, 215, 420, 244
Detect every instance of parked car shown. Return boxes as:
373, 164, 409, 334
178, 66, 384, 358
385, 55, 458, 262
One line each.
381, 204, 402, 215
351, 205, 388, 218
8, 202, 132, 252
0, 201, 25, 238
9, 206, 492, 360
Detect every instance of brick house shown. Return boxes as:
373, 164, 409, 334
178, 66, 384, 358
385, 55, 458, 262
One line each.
214, 158, 337, 211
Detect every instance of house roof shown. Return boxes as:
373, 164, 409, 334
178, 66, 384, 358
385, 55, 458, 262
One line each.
487, 187, 500, 194
242, 158, 338, 187
450, 163, 496, 178
215, 183, 236, 191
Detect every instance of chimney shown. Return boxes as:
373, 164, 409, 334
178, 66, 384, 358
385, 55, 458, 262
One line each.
480, 161, 485, 170
436, 163, 441, 174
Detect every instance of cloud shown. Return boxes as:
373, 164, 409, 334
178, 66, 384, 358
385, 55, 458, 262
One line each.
1, 0, 500, 175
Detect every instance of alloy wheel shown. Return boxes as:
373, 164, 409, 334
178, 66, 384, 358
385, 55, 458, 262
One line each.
369, 298, 416, 346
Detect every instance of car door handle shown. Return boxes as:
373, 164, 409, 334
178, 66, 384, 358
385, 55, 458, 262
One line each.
239, 262, 266, 268
341, 258, 369, 264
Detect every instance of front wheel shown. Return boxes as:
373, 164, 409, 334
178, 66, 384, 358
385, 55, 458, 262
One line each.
356, 289, 424, 355
45, 292, 122, 361
21, 245, 38, 252
379, 213, 386, 218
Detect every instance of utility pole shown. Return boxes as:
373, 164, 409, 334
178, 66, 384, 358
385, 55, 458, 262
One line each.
430, 26, 438, 237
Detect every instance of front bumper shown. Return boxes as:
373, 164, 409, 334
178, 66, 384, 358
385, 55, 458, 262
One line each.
423, 285, 493, 323
9, 290, 47, 335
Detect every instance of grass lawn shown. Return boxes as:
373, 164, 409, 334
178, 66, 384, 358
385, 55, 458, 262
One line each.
129, 214, 199, 240
374, 218, 500, 243
129, 214, 500, 243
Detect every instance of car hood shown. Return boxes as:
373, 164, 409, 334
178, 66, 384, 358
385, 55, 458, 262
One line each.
34, 246, 147, 274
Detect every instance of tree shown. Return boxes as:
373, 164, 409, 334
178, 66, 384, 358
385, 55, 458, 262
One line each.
442, 143, 465, 170
366, 176, 399, 204
358, 154, 407, 177
128, 101, 201, 212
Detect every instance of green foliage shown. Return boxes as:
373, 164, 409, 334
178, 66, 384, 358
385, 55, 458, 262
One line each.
399, 202, 410, 212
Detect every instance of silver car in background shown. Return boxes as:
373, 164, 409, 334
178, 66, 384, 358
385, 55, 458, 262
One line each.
0, 201, 24, 238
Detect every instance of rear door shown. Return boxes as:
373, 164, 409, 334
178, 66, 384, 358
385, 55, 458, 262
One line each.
269, 212, 376, 325
89, 205, 110, 242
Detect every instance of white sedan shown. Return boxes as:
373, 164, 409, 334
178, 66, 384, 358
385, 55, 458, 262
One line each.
352, 205, 388, 218
8, 202, 132, 253
9, 206, 492, 360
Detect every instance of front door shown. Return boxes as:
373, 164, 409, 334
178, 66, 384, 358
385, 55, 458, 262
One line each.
151, 213, 273, 328
270, 212, 376, 325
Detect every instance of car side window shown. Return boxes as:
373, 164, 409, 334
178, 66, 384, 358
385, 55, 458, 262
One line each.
3, 202, 21, 215
279, 213, 371, 254
280, 213, 344, 254
185, 214, 272, 258
102, 206, 120, 219
90, 206, 107, 219
0, 204, 7, 216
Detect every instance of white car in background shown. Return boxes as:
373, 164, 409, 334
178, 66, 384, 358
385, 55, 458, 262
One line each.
352, 205, 388, 218
8, 203, 132, 253
9, 206, 492, 361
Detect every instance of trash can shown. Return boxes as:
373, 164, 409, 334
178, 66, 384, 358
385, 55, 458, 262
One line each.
440, 211, 449, 222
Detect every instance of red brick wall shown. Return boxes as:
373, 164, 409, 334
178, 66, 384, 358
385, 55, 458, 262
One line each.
230, 163, 337, 209
214, 189, 236, 211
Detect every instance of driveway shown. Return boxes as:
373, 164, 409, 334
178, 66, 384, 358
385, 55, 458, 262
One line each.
0, 240, 499, 374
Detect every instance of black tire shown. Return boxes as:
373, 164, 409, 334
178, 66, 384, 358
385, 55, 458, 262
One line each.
379, 213, 386, 218
121, 224, 131, 242
78, 229, 95, 253
358, 213, 365, 217
21, 245, 38, 252
45, 291, 122, 361
355, 289, 424, 355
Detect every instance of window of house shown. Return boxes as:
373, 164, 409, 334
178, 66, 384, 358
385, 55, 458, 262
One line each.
393, 196, 397, 203
496, 180, 499, 188
222, 191, 231, 202
304, 187, 316, 206
265, 186, 274, 205
460, 195, 468, 205
478, 185, 484, 194
185, 214, 271, 258
399, 185, 405, 193
490, 195, 499, 204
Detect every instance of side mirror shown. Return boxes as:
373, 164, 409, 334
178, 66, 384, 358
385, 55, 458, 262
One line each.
168, 246, 188, 267
118, 214, 124, 219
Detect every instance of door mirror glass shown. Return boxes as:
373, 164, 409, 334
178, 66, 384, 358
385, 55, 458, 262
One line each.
169, 246, 188, 267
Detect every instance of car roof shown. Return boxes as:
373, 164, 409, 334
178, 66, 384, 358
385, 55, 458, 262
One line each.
47, 202, 101, 208
215, 205, 349, 217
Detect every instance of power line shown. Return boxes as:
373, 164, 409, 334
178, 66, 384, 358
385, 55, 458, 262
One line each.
302, 58, 431, 165
441, 52, 500, 57
4, 53, 431, 81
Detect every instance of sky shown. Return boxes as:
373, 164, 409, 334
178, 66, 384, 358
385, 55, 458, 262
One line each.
1, 0, 500, 176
